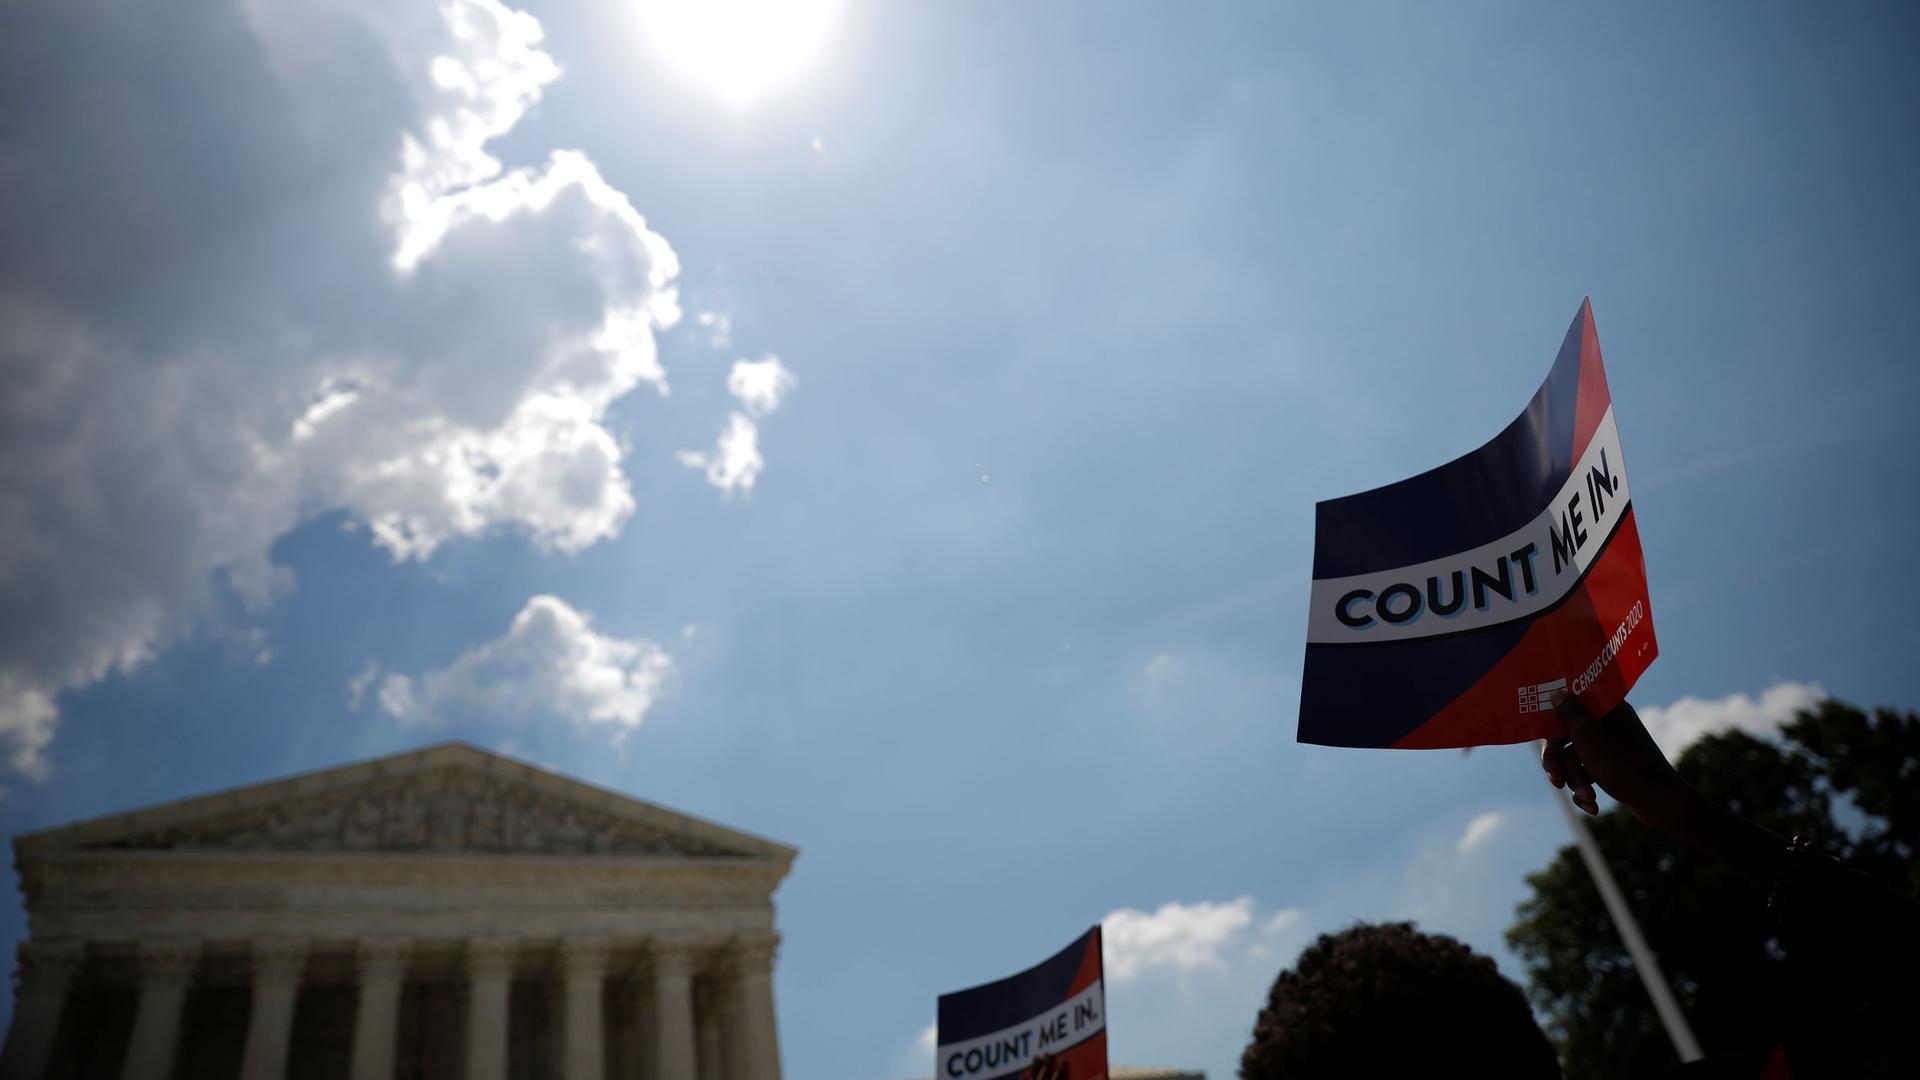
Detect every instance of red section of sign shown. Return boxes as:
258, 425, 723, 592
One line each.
1571, 299, 1612, 461
1051, 930, 1108, 1079
1068, 929, 1102, 996
1391, 507, 1658, 748
1048, 1035, 1108, 1080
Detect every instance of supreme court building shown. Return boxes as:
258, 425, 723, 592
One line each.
0, 743, 798, 1079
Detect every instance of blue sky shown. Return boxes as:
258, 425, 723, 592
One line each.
3, 2, 1917, 1077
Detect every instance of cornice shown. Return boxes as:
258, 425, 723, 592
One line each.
12, 743, 798, 866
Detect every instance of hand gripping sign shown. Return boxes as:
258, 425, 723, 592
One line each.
1299, 300, 1657, 749
936, 927, 1108, 1080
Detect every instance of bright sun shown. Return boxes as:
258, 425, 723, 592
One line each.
639, 0, 844, 105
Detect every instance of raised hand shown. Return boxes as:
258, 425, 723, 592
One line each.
1543, 694, 1788, 887
1541, 695, 1690, 828
1020, 1055, 1068, 1080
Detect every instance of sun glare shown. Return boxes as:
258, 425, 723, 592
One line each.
639, 0, 844, 105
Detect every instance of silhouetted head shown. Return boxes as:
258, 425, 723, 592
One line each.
1241, 921, 1559, 1079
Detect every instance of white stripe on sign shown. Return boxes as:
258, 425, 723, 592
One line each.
1307, 407, 1631, 644
935, 981, 1104, 1079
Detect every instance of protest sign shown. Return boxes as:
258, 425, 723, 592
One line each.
936, 927, 1108, 1080
1299, 299, 1657, 748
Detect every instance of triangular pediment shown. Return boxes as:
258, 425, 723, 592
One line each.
15, 743, 795, 864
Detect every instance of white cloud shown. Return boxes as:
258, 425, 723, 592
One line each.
1456, 810, 1505, 853
378, 595, 675, 737
675, 356, 794, 495
345, 660, 381, 712
726, 354, 796, 417
0, 0, 789, 776
677, 412, 766, 495
377, 674, 426, 725
1260, 908, 1302, 937
1248, 908, 1304, 960
906, 1020, 940, 1078
0, 679, 56, 781
382, 0, 568, 270
1095, 897, 1307, 1078
1102, 897, 1257, 982
1638, 680, 1825, 760
1141, 652, 1177, 681
694, 310, 733, 349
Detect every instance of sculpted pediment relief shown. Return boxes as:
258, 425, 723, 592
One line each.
84, 766, 734, 857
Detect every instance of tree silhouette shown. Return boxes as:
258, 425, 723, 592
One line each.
1241, 921, 1558, 1078
1507, 698, 1919, 1079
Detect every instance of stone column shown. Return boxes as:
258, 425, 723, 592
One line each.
560, 937, 609, 1080
620, 978, 655, 1080
726, 938, 782, 1080
349, 939, 411, 1080
239, 939, 308, 1080
119, 940, 200, 1080
648, 940, 698, 1080
463, 937, 514, 1080
693, 981, 727, 1080
0, 939, 85, 1080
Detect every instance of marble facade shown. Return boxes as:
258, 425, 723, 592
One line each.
1, 743, 797, 1079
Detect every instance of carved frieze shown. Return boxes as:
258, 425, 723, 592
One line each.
85, 767, 726, 857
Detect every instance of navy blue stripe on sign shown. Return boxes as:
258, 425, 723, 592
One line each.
1310, 308, 1587, 579
1298, 496, 1637, 747
937, 929, 1096, 1043
1297, 618, 1532, 747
